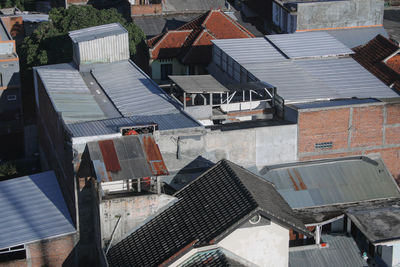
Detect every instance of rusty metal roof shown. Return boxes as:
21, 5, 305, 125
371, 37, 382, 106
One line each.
87, 134, 168, 182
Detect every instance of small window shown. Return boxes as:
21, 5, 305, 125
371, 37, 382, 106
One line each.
315, 142, 333, 150
2, 64, 8, 68
7, 95, 16, 101
377, 245, 382, 257
161, 64, 172, 80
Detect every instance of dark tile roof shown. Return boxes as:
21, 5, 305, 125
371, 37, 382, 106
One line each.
181, 248, 247, 266
351, 34, 400, 92
148, 10, 254, 64
107, 160, 311, 266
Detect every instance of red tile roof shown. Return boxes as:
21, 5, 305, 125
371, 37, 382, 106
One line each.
351, 34, 400, 92
387, 55, 400, 74
149, 30, 192, 59
148, 9, 254, 63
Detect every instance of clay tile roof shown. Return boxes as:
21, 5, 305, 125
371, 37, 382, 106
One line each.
351, 34, 400, 92
148, 9, 255, 62
387, 54, 400, 74
148, 30, 192, 59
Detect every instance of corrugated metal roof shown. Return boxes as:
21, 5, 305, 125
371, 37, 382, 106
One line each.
87, 134, 167, 181
289, 234, 367, 267
68, 112, 201, 138
212, 37, 286, 64
324, 26, 389, 49
0, 171, 76, 249
261, 157, 400, 209
36, 64, 108, 124
246, 57, 399, 103
91, 60, 182, 116
293, 98, 380, 109
266, 32, 354, 58
69, 23, 127, 43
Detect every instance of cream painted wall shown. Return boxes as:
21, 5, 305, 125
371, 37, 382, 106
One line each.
218, 221, 289, 267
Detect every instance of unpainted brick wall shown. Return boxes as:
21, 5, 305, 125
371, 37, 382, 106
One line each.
131, 4, 162, 16
298, 102, 400, 182
27, 234, 76, 267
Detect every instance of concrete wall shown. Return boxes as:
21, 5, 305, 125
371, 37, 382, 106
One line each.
298, 101, 400, 182
393, 243, 400, 266
100, 194, 176, 246
156, 124, 298, 172
218, 220, 289, 266
296, 0, 384, 31
151, 58, 187, 82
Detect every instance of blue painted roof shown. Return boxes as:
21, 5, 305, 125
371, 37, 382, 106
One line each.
0, 171, 76, 249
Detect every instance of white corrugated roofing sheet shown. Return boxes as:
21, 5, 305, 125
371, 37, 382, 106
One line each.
212, 37, 286, 64
266, 32, 354, 58
91, 60, 182, 116
245, 57, 399, 103
0, 171, 76, 249
69, 23, 127, 43
36, 64, 107, 123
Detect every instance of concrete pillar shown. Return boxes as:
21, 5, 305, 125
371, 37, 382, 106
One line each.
347, 217, 352, 234
315, 225, 321, 244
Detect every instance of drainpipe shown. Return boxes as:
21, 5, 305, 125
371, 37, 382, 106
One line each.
106, 216, 122, 255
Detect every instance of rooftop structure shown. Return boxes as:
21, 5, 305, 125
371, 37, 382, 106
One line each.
69, 23, 129, 66
148, 9, 254, 70
259, 156, 400, 210
0, 171, 76, 249
107, 160, 311, 266
346, 200, 400, 245
34, 24, 201, 138
351, 34, 400, 92
210, 32, 399, 104
86, 134, 168, 182
289, 234, 367, 267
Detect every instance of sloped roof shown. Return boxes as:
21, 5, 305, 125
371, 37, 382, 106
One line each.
0, 171, 76, 249
181, 248, 250, 266
265, 32, 353, 58
260, 156, 400, 209
69, 23, 127, 43
87, 134, 168, 182
148, 10, 254, 63
346, 200, 400, 244
289, 234, 367, 267
107, 160, 310, 266
351, 34, 400, 92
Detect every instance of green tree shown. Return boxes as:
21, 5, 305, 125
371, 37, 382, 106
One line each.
0, 162, 17, 178
19, 5, 145, 70
0, 0, 35, 10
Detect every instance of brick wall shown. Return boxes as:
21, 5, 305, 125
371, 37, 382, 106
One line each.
131, 4, 162, 16
298, 102, 400, 182
27, 234, 76, 267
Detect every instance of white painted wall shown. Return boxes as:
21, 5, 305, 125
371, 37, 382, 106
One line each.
392, 243, 400, 266
218, 221, 289, 267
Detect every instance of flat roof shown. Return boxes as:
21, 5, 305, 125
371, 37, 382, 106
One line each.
346, 200, 400, 244
0, 171, 76, 249
170, 75, 229, 93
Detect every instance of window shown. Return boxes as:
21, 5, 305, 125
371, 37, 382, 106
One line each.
377, 245, 382, 257
0, 245, 26, 263
160, 64, 172, 80
315, 142, 333, 150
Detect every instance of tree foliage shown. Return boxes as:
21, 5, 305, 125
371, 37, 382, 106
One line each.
0, 0, 35, 11
0, 162, 17, 178
19, 5, 145, 70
